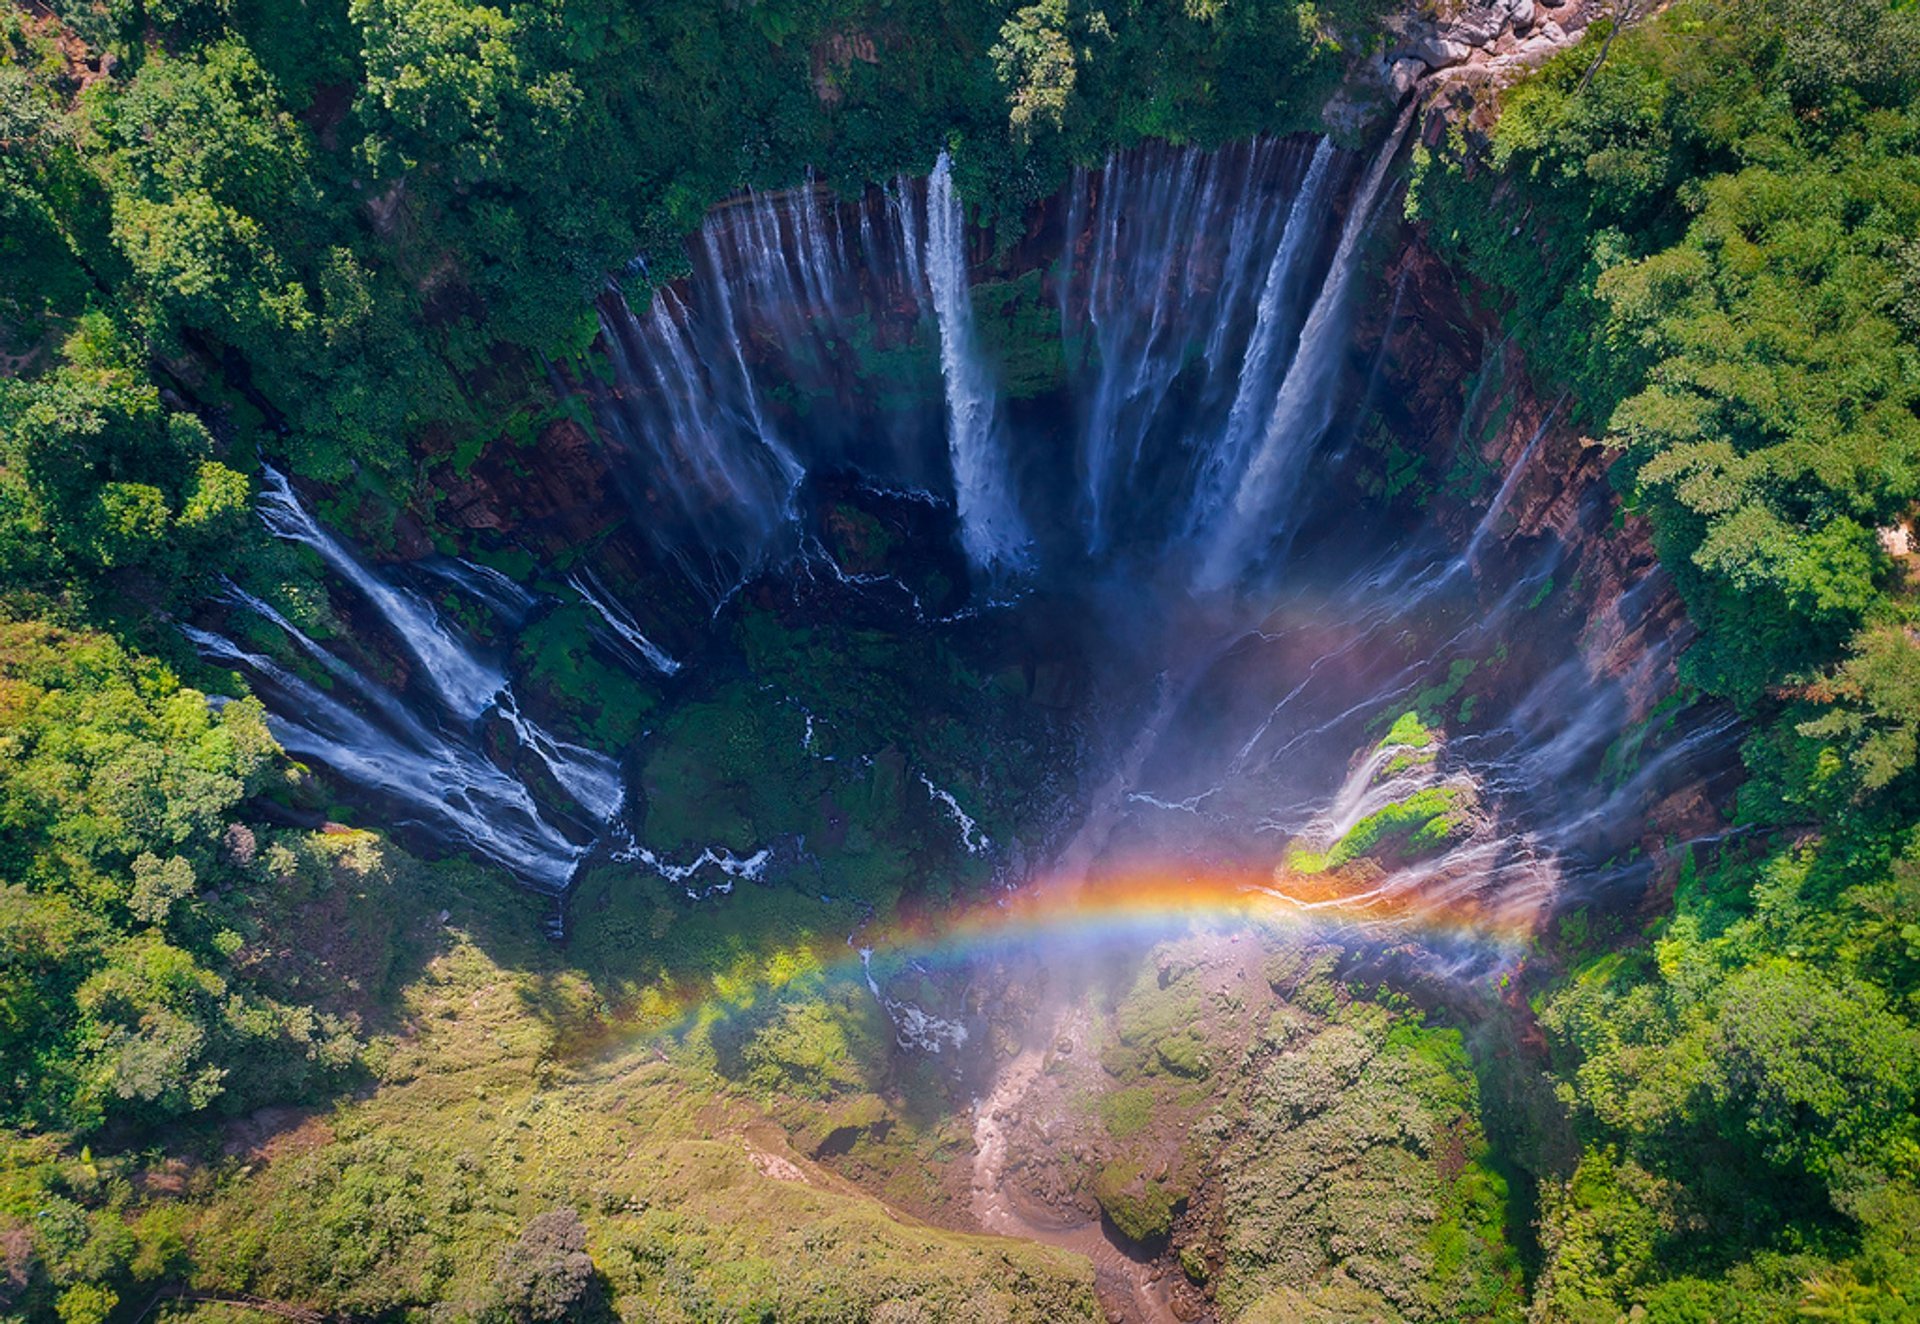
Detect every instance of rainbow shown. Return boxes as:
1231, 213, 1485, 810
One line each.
625, 855, 1533, 1039
843, 856, 1537, 979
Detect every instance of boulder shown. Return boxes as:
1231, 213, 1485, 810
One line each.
1409, 33, 1473, 67
1449, 6, 1508, 44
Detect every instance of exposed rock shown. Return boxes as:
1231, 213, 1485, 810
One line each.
1332, 0, 1596, 134
811, 29, 881, 107
1389, 56, 1427, 96
1410, 32, 1473, 66
1448, 5, 1510, 46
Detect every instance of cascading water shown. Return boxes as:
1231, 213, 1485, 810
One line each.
182, 624, 591, 886
568, 567, 683, 676
586, 151, 1050, 591
190, 477, 625, 889
1195, 102, 1420, 588
1185, 138, 1337, 539
922, 150, 1031, 573
257, 466, 504, 718
416, 556, 542, 626
200, 121, 1737, 960
1059, 137, 1337, 553
585, 173, 951, 602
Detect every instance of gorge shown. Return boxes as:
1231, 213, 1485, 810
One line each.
4, 1, 1917, 1321
179, 110, 1737, 1320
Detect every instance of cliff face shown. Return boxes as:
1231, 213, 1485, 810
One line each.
1362, 233, 1691, 712
1355, 222, 1736, 902
355, 48, 1737, 911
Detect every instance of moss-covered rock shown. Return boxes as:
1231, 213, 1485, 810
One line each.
1092, 1158, 1185, 1245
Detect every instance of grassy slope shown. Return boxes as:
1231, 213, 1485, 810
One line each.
167, 858, 1098, 1322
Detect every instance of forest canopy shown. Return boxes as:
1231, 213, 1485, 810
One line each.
1412, 0, 1920, 1316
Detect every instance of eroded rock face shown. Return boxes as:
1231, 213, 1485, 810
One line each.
1355, 232, 1693, 718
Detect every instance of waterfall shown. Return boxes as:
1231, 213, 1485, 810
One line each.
220, 473, 628, 886
567, 568, 683, 676
257, 466, 504, 717
923, 151, 1031, 573
182, 625, 590, 888
417, 557, 541, 625
494, 688, 626, 823
218, 586, 620, 826
225, 121, 1736, 942
593, 286, 799, 600
1184, 137, 1338, 537
1463, 394, 1567, 562
1062, 138, 1328, 551
1195, 103, 1419, 590
587, 176, 948, 602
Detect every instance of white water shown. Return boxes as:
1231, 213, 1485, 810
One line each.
923, 151, 1031, 573
183, 625, 589, 888
919, 772, 990, 854
857, 948, 970, 1054
1185, 137, 1338, 538
258, 466, 505, 717
610, 833, 772, 900
567, 568, 683, 675
1063, 138, 1331, 550
1463, 393, 1567, 562
210, 476, 629, 885
1197, 104, 1419, 589
418, 556, 542, 624
495, 688, 626, 823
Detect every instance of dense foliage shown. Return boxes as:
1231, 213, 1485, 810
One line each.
1411, 0, 1920, 1316
3, 0, 1376, 494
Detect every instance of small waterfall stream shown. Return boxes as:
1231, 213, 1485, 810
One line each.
924, 150, 1031, 573
258, 466, 505, 718
191, 477, 626, 890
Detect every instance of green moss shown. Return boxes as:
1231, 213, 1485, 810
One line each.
1327, 786, 1475, 871
514, 604, 657, 750
1103, 960, 1210, 1080
1091, 1159, 1183, 1244
1412, 658, 1478, 726
1100, 1085, 1156, 1140
1179, 1244, 1209, 1284
971, 270, 1066, 399
640, 683, 817, 852
1383, 710, 1436, 750
1153, 1034, 1209, 1079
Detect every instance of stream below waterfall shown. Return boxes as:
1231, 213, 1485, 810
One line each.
970, 1012, 1180, 1324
